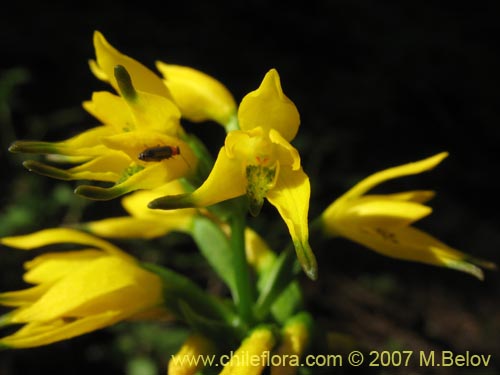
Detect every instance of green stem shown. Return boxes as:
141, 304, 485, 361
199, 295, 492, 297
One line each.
230, 202, 254, 326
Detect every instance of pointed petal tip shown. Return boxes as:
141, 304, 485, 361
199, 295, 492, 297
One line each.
147, 194, 194, 210
74, 184, 124, 201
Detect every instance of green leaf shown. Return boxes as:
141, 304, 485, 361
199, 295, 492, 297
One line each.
141, 262, 237, 326
191, 216, 236, 297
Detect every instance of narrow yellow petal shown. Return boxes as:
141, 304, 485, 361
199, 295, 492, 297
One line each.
84, 217, 183, 239
341, 152, 449, 200
0, 311, 124, 349
338, 223, 491, 280
266, 167, 317, 280
92, 31, 171, 98
23, 250, 104, 285
340, 198, 432, 228
238, 69, 300, 142
156, 62, 237, 126
0, 228, 132, 261
67, 152, 132, 182
0, 284, 50, 307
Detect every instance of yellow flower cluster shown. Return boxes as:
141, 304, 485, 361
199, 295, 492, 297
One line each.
2, 30, 495, 375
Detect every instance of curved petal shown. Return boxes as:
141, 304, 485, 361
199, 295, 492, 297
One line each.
341, 152, 449, 201
0, 284, 50, 308
82, 92, 133, 132
156, 62, 237, 126
149, 147, 246, 209
269, 128, 300, 170
238, 69, 300, 141
122, 180, 193, 218
23, 250, 104, 285
334, 198, 433, 229
75, 158, 191, 200
83, 217, 191, 239
338, 224, 495, 280
91, 31, 171, 98
124, 89, 182, 134
266, 167, 317, 280
0, 228, 132, 261
0, 311, 124, 349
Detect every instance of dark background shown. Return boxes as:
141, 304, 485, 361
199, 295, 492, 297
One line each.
1, 1, 499, 374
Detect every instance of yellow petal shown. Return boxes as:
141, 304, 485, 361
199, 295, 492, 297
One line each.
0, 311, 124, 349
66, 152, 132, 182
83, 91, 134, 132
122, 180, 192, 218
168, 334, 216, 375
150, 147, 247, 209
338, 223, 492, 280
269, 129, 300, 170
373, 190, 436, 203
0, 284, 50, 308
341, 152, 448, 201
23, 250, 104, 285
220, 326, 276, 375
238, 69, 300, 142
156, 62, 237, 126
92, 31, 171, 98
84, 217, 185, 239
331, 197, 433, 231
124, 89, 182, 134
11, 256, 162, 322
0, 228, 132, 261
266, 167, 317, 280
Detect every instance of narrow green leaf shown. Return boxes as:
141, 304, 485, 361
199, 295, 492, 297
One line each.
191, 216, 236, 297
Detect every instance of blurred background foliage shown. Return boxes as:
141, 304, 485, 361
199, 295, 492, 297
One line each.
1, 1, 499, 374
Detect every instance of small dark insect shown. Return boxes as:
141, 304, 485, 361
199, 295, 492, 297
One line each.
138, 145, 181, 162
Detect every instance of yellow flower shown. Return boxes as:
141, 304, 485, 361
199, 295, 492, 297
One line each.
168, 333, 216, 375
83, 180, 197, 239
220, 326, 277, 375
0, 228, 166, 348
156, 62, 237, 128
9, 31, 197, 200
320, 152, 496, 280
150, 69, 317, 280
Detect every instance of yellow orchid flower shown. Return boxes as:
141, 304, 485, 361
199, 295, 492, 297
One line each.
9, 31, 197, 200
220, 326, 277, 375
156, 62, 237, 128
150, 69, 317, 280
0, 228, 166, 349
320, 152, 496, 280
83, 180, 197, 239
